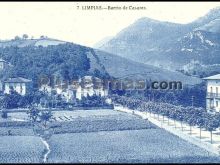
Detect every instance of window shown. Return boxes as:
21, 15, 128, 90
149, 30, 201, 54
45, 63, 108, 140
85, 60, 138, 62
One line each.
211, 87, 213, 93
217, 87, 219, 94
210, 100, 214, 108
9, 85, 14, 94
216, 101, 218, 107
0, 63, 3, 69
20, 84, 23, 93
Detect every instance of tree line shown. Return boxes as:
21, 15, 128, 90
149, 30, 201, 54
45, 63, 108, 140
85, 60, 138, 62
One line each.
112, 95, 220, 144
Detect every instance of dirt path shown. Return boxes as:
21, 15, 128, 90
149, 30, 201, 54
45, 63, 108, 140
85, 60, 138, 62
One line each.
40, 137, 51, 163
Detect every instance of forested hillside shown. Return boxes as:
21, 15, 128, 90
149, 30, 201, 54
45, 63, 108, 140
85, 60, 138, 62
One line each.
0, 43, 109, 88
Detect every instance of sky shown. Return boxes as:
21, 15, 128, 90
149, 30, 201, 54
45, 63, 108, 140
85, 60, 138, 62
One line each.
0, 2, 220, 47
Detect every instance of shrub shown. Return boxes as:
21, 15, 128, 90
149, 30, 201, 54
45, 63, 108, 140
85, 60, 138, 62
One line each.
1, 111, 8, 119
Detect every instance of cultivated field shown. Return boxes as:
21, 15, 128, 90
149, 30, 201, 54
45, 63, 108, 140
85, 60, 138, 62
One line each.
50, 110, 155, 134
46, 110, 220, 163
47, 129, 220, 163
0, 127, 34, 136
0, 136, 45, 163
0, 109, 220, 163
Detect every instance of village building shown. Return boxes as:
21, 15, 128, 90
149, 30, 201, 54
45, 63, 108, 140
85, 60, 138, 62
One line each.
54, 82, 67, 95
0, 58, 13, 92
203, 74, 220, 113
59, 76, 108, 102
4, 77, 32, 96
39, 76, 108, 102
39, 84, 53, 94
62, 86, 77, 103
0, 58, 8, 70
76, 76, 108, 100
0, 58, 13, 71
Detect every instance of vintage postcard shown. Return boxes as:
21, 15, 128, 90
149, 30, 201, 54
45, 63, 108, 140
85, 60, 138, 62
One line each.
0, 1, 220, 163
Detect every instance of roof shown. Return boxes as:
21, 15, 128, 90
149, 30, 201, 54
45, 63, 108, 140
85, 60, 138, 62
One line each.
0, 58, 6, 62
203, 74, 220, 80
4, 77, 32, 83
80, 76, 101, 81
80, 76, 93, 81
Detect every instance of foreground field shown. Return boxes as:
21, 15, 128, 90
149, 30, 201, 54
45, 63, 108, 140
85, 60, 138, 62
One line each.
0, 109, 220, 163
47, 129, 220, 163
0, 136, 45, 163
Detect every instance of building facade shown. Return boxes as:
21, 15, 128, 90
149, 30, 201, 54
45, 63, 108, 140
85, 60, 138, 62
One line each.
76, 76, 108, 100
204, 74, 220, 113
39, 84, 53, 94
4, 77, 32, 96
0, 58, 12, 71
0, 58, 7, 70
0, 58, 13, 92
39, 76, 108, 102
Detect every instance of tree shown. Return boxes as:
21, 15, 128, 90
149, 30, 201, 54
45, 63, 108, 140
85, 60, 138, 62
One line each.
22, 34, 28, 40
0, 92, 23, 109
27, 106, 40, 125
40, 35, 48, 39
39, 110, 53, 128
187, 116, 196, 135
0, 95, 9, 109
112, 95, 220, 143
1, 110, 8, 119
176, 112, 183, 130
196, 117, 205, 139
18, 95, 31, 108
204, 115, 219, 144
14, 36, 21, 40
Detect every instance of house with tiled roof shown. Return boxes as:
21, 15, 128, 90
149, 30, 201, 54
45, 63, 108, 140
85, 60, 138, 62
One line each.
4, 77, 32, 95
40, 76, 108, 102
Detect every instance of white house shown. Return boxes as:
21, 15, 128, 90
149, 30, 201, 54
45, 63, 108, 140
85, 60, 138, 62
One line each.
39, 84, 53, 94
0, 58, 13, 71
54, 82, 67, 95
62, 86, 77, 103
0, 58, 8, 70
4, 77, 32, 96
203, 74, 220, 113
76, 76, 108, 100
0, 58, 13, 92
38, 76, 108, 102
61, 76, 108, 102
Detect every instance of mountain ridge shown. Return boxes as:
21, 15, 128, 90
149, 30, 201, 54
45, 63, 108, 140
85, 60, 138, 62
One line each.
0, 37, 202, 86
97, 7, 220, 75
